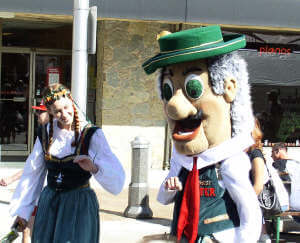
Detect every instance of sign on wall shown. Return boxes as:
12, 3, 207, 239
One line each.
47, 67, 61, 86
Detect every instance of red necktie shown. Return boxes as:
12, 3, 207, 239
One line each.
177, 157, 200, 243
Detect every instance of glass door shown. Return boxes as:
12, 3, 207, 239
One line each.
0, 48, 71, 159
0, 52, 32, 155
34, 53, 72, 96
32, 52, 71, 142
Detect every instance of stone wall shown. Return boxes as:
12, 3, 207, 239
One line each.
96, 20, 173, 169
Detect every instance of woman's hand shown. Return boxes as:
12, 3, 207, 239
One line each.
0, 177, 12, 186
74, 155, 98, 174
13, 216, 27, 232
165, 177, 183, 191
0, 178, 8, 186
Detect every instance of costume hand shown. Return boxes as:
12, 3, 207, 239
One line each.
165, 177, 183, 191
74, 155, 98, 174
279, 171, 289, 176
13, 216, 27, 232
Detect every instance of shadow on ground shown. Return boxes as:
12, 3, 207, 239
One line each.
137, 218, 171, 227
100, 208, 172, 227
138, 233, 175, 243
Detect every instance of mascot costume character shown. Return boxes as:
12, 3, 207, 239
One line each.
142, 26, 262, 243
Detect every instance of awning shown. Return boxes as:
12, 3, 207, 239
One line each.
239, 50, 300, 86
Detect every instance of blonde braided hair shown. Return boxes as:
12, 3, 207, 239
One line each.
70, 96, 80, 147
45, 114, 54, 160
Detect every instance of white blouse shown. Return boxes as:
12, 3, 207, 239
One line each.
10, 120, 125, 221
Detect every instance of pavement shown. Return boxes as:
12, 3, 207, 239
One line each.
0, 167, 174, 243
0, 167, 300, 243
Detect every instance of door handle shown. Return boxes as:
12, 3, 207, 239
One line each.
13, 97, 26, 102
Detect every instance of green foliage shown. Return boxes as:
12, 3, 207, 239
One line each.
277, 112, 300, 142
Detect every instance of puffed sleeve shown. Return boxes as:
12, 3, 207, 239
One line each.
9, 138, 47, 221
220, 152, 262, 243
88, 129, 125, 195
157, 155, 182, 205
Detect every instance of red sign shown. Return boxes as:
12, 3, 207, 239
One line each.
46, 68, 61, 86
259, 46, 291, 56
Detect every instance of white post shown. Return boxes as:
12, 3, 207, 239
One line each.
71, 0, 89, 114
124, 137, 153, 219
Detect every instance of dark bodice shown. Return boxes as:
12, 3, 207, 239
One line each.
38, 124, 99, 191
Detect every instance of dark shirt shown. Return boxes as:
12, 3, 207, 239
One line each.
247, 148, 265, 185
247, 149, 264, 163
272, 159, 291, 182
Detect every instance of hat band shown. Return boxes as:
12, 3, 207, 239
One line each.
160, 38, 223, 54
143, 38, 244, 69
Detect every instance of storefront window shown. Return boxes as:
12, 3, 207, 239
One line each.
251, 85, 300, 145
0, 53, 30, 151
239, 49, 300, 146
2, 20, 72, 49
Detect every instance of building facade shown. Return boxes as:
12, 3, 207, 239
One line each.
1, 1, 300, 169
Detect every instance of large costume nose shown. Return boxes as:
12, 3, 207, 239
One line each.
166, 89, 197, 120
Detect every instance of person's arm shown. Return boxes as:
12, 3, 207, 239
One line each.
9, 138, 47, 222
87, 129, 125, 195
220, 153, 262, 243
251, 157, 265, 195
0, 170, 24, 186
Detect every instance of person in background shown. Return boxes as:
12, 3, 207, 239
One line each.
9, 84, 125, 243
272, 142, 300, 222
246, 118, 270, 243
1, 170, 32, 243
32, 101, 49, 126
247, 118, 268, 195
0, 102, 49, 243
272, 143, 292, 187
1, 101, 50, 187
266, 89, 283, 142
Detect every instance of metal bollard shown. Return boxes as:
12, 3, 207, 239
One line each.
124, 136, 153, 219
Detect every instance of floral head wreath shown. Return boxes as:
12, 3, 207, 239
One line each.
43, 85, 71, 107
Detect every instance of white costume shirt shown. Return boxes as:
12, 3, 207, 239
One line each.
157, 133, 262, 243
10, 120, 125, 221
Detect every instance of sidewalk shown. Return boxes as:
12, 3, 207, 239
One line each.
0, 167, 174, 243
96, 187, 173, 243
1, 167, 300, 243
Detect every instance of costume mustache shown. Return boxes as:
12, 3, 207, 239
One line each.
177, 110, 203, 129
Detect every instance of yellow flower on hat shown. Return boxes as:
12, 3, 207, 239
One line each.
156, 31, 172, 40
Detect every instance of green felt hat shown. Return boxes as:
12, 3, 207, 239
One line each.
142, 25, 246, 75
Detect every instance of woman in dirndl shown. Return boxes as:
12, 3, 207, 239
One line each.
10, 84, 125, 243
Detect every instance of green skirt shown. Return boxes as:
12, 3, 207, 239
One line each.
32, 185, 99, 243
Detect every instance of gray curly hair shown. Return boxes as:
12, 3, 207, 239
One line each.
158, 51, 254, 137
